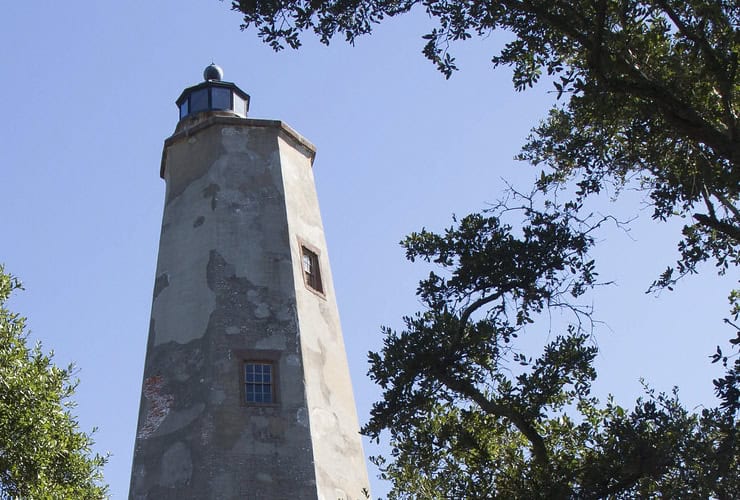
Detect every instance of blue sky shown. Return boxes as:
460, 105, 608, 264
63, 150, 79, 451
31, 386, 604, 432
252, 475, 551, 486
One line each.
1, 2, 734, 498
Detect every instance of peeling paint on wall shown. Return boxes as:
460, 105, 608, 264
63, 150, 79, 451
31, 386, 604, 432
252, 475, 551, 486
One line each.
152, 273, 169, 301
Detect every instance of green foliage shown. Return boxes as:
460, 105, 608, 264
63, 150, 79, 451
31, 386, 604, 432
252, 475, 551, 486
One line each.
712, 294, 740, 414
364, 199, 738, 497
231, 0, 738, 286
0, 266, 107, 499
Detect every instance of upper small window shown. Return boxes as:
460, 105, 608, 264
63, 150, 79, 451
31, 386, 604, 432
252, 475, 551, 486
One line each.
301, 246, 323, 294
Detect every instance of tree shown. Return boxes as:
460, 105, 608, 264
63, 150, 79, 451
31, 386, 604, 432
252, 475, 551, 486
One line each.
364, 194, 738, 497
0, 266, 107, 499
230, 0, 738, 282
228, 0, 739, 495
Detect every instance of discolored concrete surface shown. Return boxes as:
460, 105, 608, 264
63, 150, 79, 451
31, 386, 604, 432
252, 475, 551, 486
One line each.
130, 112, 369, 499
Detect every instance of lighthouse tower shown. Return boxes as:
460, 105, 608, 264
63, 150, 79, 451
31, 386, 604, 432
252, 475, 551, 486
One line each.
129, 65, 369, 499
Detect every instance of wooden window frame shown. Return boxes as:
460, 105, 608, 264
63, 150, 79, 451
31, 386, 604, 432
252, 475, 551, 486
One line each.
298, 239, 325, 297
244, 362, 274, 404
235, 349, 281, 407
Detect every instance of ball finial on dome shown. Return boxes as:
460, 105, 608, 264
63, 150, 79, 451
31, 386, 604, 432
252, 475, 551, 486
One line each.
204, 63, 224, 81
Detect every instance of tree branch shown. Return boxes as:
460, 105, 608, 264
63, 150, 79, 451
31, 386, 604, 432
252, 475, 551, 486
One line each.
596, 63, 737, 164
457, 291, 503, 338
654, 0, 730, 83
433, 371, 551, 474
714, 190, 740, 222
695, 172, 740, 241
692, 212, 740, 242
654, 0, 737, 137
505, 0, 738, 165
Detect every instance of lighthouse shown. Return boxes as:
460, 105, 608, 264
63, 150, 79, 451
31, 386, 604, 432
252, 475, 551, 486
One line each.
129, 65, 369, 499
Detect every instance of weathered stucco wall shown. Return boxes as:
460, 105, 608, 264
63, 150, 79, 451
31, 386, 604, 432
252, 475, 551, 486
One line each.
278, 133, 371, 499
130, 118, 316, 499
131, 116, 364, 499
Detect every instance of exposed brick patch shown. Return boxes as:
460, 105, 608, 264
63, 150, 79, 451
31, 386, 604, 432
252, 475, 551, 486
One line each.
137, 375, 174, 439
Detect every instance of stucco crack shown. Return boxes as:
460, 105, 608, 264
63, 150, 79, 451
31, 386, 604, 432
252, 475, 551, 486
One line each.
202, 183, 220, 210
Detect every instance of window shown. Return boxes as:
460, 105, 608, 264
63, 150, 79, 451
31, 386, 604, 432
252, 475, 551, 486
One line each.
233, 96, 247, 117
211, 87, 231, 110
244, 362, 274, 404
179, 99, 189, 119
301, 246, 323, 294
190, 88, 209, 114
237, 350, 280, 406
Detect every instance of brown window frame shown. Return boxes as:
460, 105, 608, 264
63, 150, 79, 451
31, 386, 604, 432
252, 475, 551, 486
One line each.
235, 349, 281, 407
244, 361, 275, 404
299, 241, 325, 296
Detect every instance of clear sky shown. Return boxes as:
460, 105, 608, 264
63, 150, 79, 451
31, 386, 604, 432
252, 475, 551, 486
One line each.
1, 2, 734, 498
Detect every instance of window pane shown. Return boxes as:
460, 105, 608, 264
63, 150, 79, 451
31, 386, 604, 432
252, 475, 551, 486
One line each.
179, 100, 189, 119
190, 88, 208, 113
233, 96, 247, 117
212, 87, 231, 110
245, 362, 274, 403
301, 247, 323, 293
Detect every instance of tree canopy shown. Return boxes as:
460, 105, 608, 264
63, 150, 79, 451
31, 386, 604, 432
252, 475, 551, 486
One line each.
230, 0, 739, 496
0, 267, 107, 499
232, 0, 738, 279
364, 194, 738, 497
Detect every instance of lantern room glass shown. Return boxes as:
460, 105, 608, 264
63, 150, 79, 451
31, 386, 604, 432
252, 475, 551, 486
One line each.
211, 87, 231, 110
178, 84, 248, 120
233, 96, 247, 117
179, 100, 189, 119
190, 88, 208, 114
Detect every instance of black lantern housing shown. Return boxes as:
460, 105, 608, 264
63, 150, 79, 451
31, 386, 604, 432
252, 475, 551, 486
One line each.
176, 65, 250, 120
